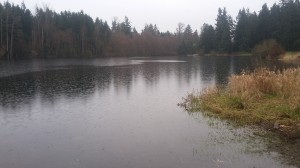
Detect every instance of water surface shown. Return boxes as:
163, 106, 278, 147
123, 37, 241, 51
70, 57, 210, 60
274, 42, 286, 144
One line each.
0, 56, 296, 168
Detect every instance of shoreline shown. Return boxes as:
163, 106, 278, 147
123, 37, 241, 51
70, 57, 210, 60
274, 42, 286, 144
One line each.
279, 52, 300, 62
179, 68, 300, 140
200, 52, 252, 57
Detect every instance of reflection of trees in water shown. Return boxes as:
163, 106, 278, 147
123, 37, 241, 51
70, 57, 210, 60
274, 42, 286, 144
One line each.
231, 56, 255, 74
198, 56, 215, 83
135, 61, 200, 89
213, 57, 253, 85
0, 57, 256, 109
37, 67, 97, 101
0, 65, 137, 109
214, 57, 231, 84
176, 61, 192, 86
111, 66, 134, 95
0, 74, 37, 108
140, 63, 161, 88
95, 68, 113, 92
0, 67, 98, 108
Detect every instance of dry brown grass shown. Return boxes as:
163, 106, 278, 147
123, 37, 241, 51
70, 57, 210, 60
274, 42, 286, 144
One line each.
228, 68, 300, 109
280, 52, 300, 62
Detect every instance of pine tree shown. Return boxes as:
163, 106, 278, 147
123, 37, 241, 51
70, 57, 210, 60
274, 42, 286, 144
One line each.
215, 8, 233, 53
199, 23, 216, 53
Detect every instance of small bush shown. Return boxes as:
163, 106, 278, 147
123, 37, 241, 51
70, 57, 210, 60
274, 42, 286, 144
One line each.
252, 39, 285, 59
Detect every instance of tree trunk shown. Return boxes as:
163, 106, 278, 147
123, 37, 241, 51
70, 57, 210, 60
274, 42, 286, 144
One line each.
42, 28, 44, 57
6, 10, 9, 60
81, 34, 84, 56
0, 11, 2, 48
10, 19, 14, 59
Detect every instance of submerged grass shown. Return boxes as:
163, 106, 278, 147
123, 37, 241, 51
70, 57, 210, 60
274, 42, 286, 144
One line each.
180, 68, 300, 138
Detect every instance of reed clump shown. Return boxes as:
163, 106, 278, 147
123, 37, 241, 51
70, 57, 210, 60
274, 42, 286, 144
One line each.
228, 68, 300, 109
181, 68, 300, 137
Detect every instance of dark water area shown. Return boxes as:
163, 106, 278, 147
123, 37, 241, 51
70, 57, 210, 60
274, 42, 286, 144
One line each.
0, 56, 297, 168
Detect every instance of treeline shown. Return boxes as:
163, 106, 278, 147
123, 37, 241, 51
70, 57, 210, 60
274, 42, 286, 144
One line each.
0, 2, 198, 59
0, 0, 300, 59
199, 0, 300, 54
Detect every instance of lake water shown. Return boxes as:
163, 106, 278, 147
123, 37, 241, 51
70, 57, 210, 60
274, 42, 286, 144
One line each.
0, 56, 297, 168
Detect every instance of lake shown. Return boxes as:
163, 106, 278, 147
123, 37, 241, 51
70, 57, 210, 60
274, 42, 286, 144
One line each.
0, 56, 297, 168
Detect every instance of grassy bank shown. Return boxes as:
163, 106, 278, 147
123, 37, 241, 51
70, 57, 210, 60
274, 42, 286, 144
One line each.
180, 68, 300, 139
280, 52, 300, 62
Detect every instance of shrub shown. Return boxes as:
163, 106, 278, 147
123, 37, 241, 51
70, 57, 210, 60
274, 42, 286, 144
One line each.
252, 39, 285, 59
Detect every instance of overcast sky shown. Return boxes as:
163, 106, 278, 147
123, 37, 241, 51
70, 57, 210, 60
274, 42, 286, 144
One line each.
9, 0, 278, 32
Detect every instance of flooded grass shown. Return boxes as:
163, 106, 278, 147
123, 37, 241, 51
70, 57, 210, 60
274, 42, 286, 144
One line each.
180, 68, 300, 139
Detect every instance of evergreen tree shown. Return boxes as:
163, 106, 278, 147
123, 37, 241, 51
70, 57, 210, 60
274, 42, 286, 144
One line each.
120, 16, 132, 36
199, 23, 216, 53
278, 0, 300, 50
177, 24, 197, 55
215, 8, 233, 53
233, 8, 258, 52
257, 4, 271, 42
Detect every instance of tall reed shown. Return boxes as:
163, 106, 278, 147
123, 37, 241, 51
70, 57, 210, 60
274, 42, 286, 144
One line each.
228, 68, 300, 109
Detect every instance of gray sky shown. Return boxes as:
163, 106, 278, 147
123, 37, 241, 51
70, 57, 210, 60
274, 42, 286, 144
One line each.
10, 0, 278, 32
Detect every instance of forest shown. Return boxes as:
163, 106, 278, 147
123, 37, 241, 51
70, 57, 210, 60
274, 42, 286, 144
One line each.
0, 0, 299, 59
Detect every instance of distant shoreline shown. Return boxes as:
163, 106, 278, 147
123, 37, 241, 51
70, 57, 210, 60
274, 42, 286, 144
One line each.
200, 52, 252, 57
